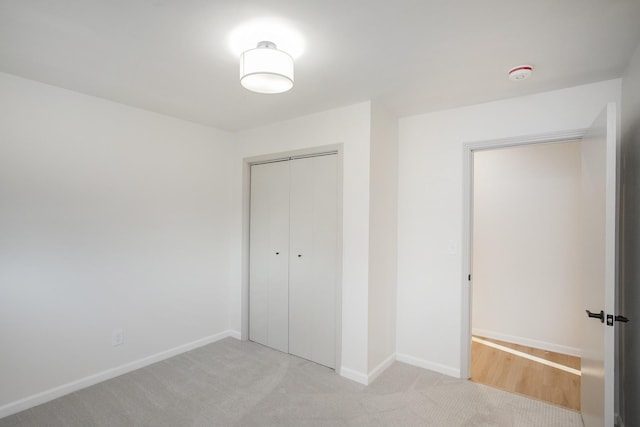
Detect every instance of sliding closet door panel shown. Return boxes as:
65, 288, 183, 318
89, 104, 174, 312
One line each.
288, 155, 338, 368
249, 161, 290, 353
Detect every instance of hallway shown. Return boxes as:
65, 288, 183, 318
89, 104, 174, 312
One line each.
471, 336, 581, 411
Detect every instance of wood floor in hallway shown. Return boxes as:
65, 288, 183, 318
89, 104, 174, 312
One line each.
471, 336, 581, 411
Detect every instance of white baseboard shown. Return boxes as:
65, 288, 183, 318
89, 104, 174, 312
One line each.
472, 328, 580, 357
339, 366, 369, 385
395, 353, 460, 378
227, 330, 242, 340
367, 353, 396, 384
0, 330, 240, 419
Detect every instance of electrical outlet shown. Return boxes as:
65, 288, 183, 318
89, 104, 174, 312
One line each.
112, 329, 124, 346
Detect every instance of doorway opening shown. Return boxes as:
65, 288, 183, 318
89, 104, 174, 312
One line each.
460, 131, 587, 411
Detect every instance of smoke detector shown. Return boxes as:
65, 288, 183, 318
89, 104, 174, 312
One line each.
508, 65, 533, 81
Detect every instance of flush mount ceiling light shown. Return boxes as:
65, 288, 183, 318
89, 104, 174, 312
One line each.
240, 41, 294, 94
508, 65, 533, 81
229, 17, 303, 94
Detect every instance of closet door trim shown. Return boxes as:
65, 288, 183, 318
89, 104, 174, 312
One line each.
249, 150, 338, 166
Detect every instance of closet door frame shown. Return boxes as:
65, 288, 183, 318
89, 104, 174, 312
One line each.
241, 144, 343, 370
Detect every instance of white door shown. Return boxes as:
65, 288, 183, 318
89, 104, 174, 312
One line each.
288, 154, 338, 368
581, 103, 617, 427
249, 161, 290, 353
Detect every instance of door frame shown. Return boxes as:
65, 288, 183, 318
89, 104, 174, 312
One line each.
241, 144, 344, 370
460, 129, 587, 380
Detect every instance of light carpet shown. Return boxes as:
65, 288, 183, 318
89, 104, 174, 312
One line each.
0, 338, 583, 426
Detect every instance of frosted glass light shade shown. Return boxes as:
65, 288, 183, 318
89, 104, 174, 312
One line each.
240, 41, 294, 94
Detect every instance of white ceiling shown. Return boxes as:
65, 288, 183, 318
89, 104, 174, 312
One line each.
1, 0, 640, 131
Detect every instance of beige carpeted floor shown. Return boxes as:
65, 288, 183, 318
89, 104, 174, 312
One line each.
0, 338, 583, 426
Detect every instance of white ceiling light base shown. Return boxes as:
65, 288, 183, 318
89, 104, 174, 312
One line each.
240, 41, 294, 94
508, 65, 533, 81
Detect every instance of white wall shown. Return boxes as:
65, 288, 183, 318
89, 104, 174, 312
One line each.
621, 40, 640, 427
367, 102, 398, 377
396, 79, 621, 377
0, 72, 235, 414
232, 102, 373, 381
472, 141, 583, 355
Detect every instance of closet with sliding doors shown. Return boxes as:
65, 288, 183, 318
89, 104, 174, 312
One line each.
249, 152, 338, 369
